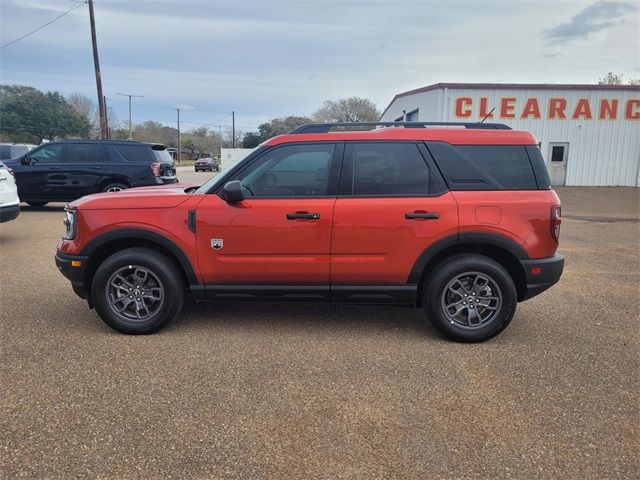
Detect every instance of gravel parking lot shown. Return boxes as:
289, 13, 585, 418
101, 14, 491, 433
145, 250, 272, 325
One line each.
1, 174, 638, 478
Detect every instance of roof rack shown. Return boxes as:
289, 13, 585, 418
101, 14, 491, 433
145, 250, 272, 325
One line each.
291, 121, 512, 134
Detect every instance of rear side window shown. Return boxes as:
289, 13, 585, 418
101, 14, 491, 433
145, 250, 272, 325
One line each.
426, 142, 538, 190
525, 146, 551, 189
0, 146, 11, 160
341, 142, 442, 196
152, 149, 174, 163
67, 143, 104, 163
112, 144, 153, 162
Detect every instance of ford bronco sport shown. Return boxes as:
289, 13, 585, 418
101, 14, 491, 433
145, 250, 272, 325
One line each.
55, 122, 563, 342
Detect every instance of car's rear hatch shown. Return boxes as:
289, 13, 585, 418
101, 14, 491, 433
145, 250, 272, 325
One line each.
151, 145, 177, 183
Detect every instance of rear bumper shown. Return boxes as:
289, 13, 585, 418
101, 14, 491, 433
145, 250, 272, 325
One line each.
0, 203, 20, 223
55, 251, 89, 300
519, 254, 564, 301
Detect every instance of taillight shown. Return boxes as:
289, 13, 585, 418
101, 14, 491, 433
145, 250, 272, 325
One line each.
551, 205, 562, 242
7, 167, 14, 176
150, 161, 161, 177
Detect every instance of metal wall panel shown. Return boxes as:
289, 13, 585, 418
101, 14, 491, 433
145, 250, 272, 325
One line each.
381, 87, 640, 186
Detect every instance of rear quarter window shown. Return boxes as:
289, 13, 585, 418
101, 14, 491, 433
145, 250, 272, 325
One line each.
426, 142, 538, 190
111, 144, 153, 162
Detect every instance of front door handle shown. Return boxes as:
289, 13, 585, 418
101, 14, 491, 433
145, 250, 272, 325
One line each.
90, 166, 102, 170
405, 211, 439, 220
287, 211, 320, 220
49, 166, 61, 170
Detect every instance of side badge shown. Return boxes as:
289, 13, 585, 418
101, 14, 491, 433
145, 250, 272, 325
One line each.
211, 239, 223, 250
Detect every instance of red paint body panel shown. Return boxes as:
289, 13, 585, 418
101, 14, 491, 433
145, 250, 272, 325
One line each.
195, 194, 335, 284
331, 194, 458, 284
453, 189, 560, 259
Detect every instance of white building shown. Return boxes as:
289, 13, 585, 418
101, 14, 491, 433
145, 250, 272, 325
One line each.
220, 148, 255, 171
380, 83, 640, 186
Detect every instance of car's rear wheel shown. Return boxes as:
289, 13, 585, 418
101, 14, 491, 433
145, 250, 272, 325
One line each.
91, 247, 184, 334
26, 201, 48, 207
423, 254, 517, 342
102, 182, 127, 193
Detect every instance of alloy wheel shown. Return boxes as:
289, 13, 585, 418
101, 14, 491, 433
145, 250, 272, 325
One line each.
105, 265, 165, 322
440, 271, 502, 330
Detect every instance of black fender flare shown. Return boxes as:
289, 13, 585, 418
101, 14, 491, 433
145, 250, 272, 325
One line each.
407, 232, 529, 284
80, 228, 199, 285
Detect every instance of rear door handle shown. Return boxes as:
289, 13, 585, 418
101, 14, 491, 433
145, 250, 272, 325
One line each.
405, 211, 439, 220
49, 166, 61, 170
287, 212, 320, 220
90, 166, 102, 170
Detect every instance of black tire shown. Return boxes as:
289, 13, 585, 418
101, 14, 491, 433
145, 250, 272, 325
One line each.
102, 182, 127, 193
26, 201, 48, 207
423, 254, 517, 342
91, 247, 184, 334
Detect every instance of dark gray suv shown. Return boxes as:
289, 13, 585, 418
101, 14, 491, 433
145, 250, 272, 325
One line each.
4, 140, 177, 207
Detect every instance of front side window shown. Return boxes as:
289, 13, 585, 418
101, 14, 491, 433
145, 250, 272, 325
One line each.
29, 144, 64, 163
234, 143, 336, 197
344, 142, 432, 196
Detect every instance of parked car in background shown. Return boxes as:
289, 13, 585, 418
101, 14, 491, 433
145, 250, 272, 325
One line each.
4, 140, 177, 207
0, 143, 35, 162
194, 157, 219, 172
56, 121, 563, 341
0, 161, 20, 222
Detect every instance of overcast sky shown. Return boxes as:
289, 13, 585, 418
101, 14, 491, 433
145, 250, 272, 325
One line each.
1, 0, 638, 132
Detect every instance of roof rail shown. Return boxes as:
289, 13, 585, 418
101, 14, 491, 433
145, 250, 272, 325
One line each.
290, 121, 512, 134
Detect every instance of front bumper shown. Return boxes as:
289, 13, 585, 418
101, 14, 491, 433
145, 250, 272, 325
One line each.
0, 203, 20, 223
519, 254, 564, 301
55, 251, 89, 300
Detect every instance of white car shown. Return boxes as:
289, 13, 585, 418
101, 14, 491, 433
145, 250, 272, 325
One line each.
0, 161, 20, 222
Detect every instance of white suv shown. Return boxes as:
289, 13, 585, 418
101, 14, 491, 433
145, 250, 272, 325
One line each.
0, 161, 20, 222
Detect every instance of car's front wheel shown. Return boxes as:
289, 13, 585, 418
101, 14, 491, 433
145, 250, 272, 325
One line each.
423, 254, 517, 342
91, 247, 184, 334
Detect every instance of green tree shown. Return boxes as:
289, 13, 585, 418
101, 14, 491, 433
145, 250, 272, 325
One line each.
0, 85, 91, 143
242, 116, 312, 147
313, 97, 380, 122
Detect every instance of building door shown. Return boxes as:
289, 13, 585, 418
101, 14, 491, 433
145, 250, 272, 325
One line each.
548, 143, 568, 186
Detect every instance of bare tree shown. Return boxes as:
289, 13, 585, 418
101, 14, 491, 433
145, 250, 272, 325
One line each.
598, 72, 640, 85
67, 92, 97, 122
313, 97, 380, 122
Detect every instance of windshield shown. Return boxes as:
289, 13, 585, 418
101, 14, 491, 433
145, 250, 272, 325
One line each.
194, 171, 228, 194
194, 146, 265, 194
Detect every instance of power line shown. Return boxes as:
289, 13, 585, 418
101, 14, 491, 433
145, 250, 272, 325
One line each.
0, 1, 87, 50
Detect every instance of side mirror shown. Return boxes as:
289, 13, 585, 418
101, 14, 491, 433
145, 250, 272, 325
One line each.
222, 180, 244, 203
20, 156, 30, 166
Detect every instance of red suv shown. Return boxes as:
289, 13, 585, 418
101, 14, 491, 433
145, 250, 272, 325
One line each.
56, 122, 563, 342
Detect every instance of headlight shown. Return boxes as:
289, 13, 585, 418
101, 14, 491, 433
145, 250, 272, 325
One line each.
62, 209, 77, 240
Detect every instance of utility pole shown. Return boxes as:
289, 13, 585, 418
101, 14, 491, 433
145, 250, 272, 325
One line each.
218, 125, 223, 158
176, 108, 181, 164
232, 110, 235, 148
88, 0, 107, 139
116, 92, 143, 139
103, 95, 109, 138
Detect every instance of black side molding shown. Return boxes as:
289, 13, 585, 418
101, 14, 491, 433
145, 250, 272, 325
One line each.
188, 210, 196, 233
407, 232, 529, 284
